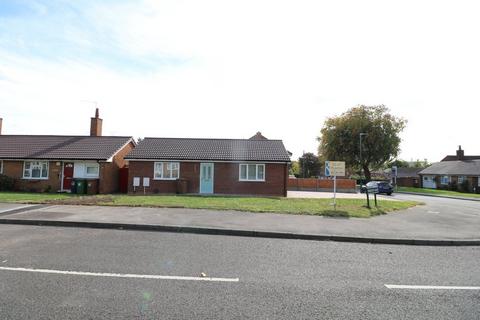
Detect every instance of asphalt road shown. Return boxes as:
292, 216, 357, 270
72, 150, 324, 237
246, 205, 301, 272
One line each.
0, 225, 479, 319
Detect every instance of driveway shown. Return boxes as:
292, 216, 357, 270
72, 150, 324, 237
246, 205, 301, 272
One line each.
288, 190, 395, 200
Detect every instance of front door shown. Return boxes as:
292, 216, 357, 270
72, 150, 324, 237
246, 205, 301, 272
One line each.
200, 163, 214, 194
63, 162, 74, 191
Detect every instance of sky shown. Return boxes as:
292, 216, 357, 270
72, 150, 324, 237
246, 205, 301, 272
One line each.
1, 0, 479, 163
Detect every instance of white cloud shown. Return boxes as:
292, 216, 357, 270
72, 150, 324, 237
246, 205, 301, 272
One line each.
1, 0, 480, 161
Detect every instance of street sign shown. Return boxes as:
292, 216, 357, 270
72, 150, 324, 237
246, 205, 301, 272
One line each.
325, 161, 345, 177
392, 166, 398, 177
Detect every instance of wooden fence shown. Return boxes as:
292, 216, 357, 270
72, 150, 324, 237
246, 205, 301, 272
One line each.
288, 178, 357, 193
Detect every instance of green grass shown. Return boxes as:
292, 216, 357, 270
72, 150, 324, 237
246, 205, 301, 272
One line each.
398, 187, 480, 199
0, 192, 73, 203
0, 192, 419, 218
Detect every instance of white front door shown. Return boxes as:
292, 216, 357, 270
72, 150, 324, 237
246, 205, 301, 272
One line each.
423, 175, 437, 189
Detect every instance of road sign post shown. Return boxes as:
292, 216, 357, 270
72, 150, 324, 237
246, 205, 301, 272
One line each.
325, 161, 345, 211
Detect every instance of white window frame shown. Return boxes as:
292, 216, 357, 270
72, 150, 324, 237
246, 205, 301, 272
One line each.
23, 161, 49, 180
239, 163, 265, 182
458, 176, 466, 184
478, 177, 480, 187
440, 176, 450, 185
154, 162, 180, 180
0, 160, 3, 174
73, 162, 100, 179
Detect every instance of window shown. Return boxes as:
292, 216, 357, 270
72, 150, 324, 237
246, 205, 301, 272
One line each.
73, 162, 100, 178
154, 162, 180, 180
478, 177, 480, 187
23, 161, 48, 179
239, 163, 265, 181
440, 176, 450, 185
0, 160, 3, 174
458, 176, 466, 184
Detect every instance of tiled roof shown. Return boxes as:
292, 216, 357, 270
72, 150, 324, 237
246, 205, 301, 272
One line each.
126, 138, 291, 162
0, 135, 133, 160
419, 160, 480, 176
441, 155, 480, 161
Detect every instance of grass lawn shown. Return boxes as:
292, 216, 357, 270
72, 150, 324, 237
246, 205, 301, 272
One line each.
398, 187, 480, 199
0, 192, 419, 218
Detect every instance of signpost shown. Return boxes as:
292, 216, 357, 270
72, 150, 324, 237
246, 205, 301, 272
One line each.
392, 165, 398, 190
325, 161, 345, 210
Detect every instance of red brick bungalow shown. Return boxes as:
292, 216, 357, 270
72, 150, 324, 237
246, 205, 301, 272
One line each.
0, 110, 135, 194
125, 133, 291, 196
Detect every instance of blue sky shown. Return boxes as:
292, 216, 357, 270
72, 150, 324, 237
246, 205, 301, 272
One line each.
1, 0, 480, 162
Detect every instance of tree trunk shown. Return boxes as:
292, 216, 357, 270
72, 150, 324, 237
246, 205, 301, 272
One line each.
363, 165, 372, 182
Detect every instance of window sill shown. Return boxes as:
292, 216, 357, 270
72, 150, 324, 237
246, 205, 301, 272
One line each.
22, 178, 49, 180
153, 178, 178, 181
239, 179, 266, 182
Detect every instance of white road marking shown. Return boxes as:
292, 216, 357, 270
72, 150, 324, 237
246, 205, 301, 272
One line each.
0, 205, 34, 214
385, 284, 480, 290
427, 211, 440, 214
0, 266, 239, 283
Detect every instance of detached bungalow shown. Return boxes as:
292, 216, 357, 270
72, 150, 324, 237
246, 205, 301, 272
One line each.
0, 110, 135, 193
419, 146, 480, 192
125, 133, 291, 196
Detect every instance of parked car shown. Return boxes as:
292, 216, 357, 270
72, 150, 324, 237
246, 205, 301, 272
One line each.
360, 181, 394, 195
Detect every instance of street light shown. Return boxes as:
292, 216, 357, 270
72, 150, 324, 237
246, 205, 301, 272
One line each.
359, 133, 367, 182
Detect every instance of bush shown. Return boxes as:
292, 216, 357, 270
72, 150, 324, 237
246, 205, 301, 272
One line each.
0, 174, 14, 191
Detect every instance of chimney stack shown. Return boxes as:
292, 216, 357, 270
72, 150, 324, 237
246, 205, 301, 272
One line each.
90, 108, 103, 137
456, 145, 464, 160
0, 118, 2, 135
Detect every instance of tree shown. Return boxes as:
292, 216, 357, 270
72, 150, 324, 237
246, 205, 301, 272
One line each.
298, 152, 321, 178
388, 159, 410, 168
318, 105, 406, 181
289, 161, 300, 177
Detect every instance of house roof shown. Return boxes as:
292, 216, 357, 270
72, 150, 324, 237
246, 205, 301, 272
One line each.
0, 135, 134, 160
441, 155, 480, 161
419, 160, 480, 176
125, 137, 291, 162
395, 167, 424, 178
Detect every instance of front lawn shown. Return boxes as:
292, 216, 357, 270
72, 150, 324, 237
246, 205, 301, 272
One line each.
0, 192, 419, 218
398, 187, 480, 199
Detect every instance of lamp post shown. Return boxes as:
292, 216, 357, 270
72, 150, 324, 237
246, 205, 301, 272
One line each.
359, 133, 367, 183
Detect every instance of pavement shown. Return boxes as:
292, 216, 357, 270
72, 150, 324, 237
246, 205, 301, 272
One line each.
1, 224, 478, 319
0, 192, 479, 245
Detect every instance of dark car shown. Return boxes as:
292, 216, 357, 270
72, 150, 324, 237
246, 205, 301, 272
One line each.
360, 181, 394, 195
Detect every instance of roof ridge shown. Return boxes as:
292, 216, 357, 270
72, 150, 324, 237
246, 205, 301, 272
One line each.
142, 137, 283, 142
0, 135, 133, 138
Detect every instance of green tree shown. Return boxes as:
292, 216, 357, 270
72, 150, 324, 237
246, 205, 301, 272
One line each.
318, 105, 406, 181
289, 161, 301, 177
298, 152, 321, 178
388, 159, 410, 168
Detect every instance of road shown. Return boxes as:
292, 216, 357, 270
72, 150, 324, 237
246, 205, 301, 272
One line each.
0, 224, 478, 319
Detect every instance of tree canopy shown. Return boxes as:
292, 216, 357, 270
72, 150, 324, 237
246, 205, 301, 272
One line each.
318, 105, 406, 181
298, 152, 321, 178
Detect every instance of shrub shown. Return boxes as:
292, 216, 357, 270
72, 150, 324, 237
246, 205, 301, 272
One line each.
459, 180, 471, 193
0, 174, 14, 191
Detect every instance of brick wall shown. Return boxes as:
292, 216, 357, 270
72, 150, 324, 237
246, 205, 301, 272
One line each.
99, 141, 135, 194
288, 178, 356, 193
3, 160, 62, 192
128, 161, 288, 196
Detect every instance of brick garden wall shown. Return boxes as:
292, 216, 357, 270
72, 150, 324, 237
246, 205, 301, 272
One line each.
288, 178, 356, 193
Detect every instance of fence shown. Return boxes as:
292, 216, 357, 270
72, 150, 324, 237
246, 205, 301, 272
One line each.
288, 178, 357, 193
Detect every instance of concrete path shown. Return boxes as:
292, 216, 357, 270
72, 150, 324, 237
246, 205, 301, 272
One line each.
287, 190, 396, 200
1, 192, 479, 245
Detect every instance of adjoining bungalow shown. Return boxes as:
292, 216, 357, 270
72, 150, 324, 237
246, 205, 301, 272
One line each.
125, 133, 291, 196
419, 146, 480, 192
0, 109, 135, 194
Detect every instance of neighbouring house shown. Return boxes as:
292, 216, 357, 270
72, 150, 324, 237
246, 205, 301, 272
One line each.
0, 109, 135, 194
389, 167, 423, 187
419, 146, 480, 192
125, 133, 291, 196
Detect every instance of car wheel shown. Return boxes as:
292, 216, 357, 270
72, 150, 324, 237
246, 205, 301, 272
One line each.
387, 192, 392, 196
